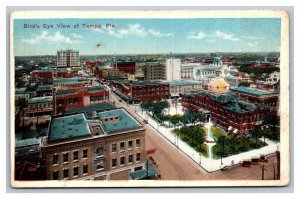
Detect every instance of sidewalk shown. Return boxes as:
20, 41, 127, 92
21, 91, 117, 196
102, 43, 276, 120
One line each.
136, 110, 280, 173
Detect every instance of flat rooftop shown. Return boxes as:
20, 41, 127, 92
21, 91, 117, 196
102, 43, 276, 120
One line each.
64, 102, 115, 119
98, 109, 142, 133
230, 86, 274, 96
168, 80, 200, 87
28, 96, 53, 103
48, 113, 91, 142
53, 77, 85, 83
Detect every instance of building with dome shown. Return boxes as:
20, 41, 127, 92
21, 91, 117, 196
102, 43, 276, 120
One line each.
181, 77, 279, 133
208, 77, 229, 94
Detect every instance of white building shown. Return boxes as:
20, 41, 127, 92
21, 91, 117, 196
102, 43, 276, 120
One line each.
57, 49, 80, 67
166, 58, 181, 81
168, 80, 202, 98
180, 63, 202, 80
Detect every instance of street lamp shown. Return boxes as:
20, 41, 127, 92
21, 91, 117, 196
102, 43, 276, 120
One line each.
199, 153, 201, 165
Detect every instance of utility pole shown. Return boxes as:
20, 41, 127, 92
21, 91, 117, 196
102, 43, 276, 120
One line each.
262, 165, 265, 180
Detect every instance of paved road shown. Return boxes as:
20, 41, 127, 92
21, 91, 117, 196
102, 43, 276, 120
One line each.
110, 90, 279, 181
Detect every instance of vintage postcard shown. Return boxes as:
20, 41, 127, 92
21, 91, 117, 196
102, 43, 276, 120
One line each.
10, 10, 289, 187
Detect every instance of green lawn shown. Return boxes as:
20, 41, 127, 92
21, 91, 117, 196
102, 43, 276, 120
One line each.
173, 125, 208, 157
211, 125, 267, 159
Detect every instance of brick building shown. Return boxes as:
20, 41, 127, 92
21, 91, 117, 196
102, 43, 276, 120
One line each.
53, 86, 109, 115
43, 108, 146, 180
113, 62, 136, 74
182, 78, 278, 133
111, 80, 170, 103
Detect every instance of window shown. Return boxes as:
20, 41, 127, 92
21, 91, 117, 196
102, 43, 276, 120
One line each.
136, 153, 141, 162
128, 140, 133, 149
96, 160, 104, 170
112, 158, 117, 167
82, 149, 88, 159
83, 165, 88, 174
63, 169, 69, 179
128, 154, 133, 164
111, 143, 117, 152
63, 153, 68, 163
120, 156, 125, 165
73, 151, 78, 161
52, 171, 59, 180
96, 147, 104, 156
120, 142, 125, 151
53, 154, 59, 165
73, 167, 79, 177
136, 139, 140, 147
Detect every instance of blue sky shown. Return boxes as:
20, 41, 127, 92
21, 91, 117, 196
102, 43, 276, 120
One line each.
14, 18, 281, 56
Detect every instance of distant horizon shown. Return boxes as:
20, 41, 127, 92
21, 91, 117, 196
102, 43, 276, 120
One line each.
14, 18, 281, 56
15, 51, 280, 57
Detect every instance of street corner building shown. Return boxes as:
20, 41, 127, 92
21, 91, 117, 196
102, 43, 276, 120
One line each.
181, 77, 279, 134
42, 108, 146, 180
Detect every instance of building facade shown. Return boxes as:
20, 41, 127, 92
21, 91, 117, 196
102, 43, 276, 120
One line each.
166, 58, 181, 81
54, 86, 109, 115
57, 50, 80, 67
43, 108, 146, 180
142, 62, 166, 80
168, 80, 202, 98
182, 78, 278, 133
111, 80, 170, 103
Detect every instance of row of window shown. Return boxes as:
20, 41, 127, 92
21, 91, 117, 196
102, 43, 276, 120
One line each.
111, 139, 140, 152
52, 149, 88, 165
29, 103, 53, 109
52, 164, 88, 180
111, 153, 141, 167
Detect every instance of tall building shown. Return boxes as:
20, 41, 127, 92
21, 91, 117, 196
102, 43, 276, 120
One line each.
166, 58, 181, 81
57, 50, 80, 67
43, 108, 146, 180
142, 62, 166, 80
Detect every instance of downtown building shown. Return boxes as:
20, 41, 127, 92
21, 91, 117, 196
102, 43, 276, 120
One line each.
181, 78, 279, 133
111, 80, 170, 104
43, 108, 146, 180
56, 49, 80, 67
53, 85, 110, 115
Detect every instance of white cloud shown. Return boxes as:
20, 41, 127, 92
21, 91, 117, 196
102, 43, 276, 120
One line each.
187, 31, 206, 40
22, 31, 83, 44
215, 31, 240, 41
248, 41, 260, 47
242, 36, 263, 40
148, 29, 173, 37
106, 23, 172, 38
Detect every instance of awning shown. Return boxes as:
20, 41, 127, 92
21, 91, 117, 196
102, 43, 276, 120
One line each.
228, 126, 233, 131
233, 129, 238, 134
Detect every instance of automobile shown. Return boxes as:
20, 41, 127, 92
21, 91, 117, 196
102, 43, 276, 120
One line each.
143, 119, 148, 124
220, 165, 229, 171
251, 156, 260, 165
240, 159, 252, 167
259, 154, 268, 163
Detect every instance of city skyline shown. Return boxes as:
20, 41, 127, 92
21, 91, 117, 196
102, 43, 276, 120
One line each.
14, 18, 281, 56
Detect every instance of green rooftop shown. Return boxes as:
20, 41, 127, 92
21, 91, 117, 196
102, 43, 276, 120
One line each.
230, 86, 272, 96
84, 86, 106, 92
36, 85, 53, 92
53, 77, 85, 83
55, 89, 79, 97
28, 96, 53, 103
15, 138, 39, 148
98, 109, 141, 133
169, 80, 200, 87
64, 102, 115, 119
48, 114, 91, 142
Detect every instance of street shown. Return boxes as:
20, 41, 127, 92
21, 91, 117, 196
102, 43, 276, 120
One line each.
109, 90, 279, 181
